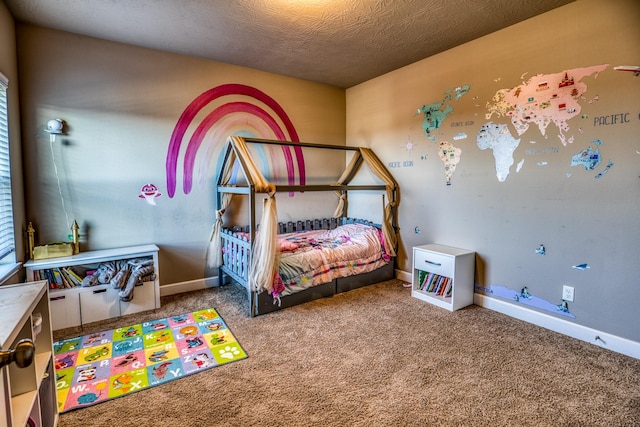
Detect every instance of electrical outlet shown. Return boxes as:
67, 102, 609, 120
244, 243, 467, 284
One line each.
562, 285, 574, 302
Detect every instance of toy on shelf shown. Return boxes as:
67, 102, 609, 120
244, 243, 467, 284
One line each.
27, 219, 81, 260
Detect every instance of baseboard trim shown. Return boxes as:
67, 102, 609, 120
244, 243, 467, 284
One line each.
474, 293, 640, 360
164, 272, 639, 360
160, 277, 218, 297
395, 269, 411, 283
396, 269, 638, 359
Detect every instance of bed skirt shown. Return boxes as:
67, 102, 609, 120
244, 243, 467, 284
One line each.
218, 218, 395, 316
251, 260, 395, 315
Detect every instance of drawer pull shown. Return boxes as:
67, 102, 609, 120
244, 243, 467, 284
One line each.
424, 259, 442, 266
93, 289, 107, 294
50, 295, 65, 301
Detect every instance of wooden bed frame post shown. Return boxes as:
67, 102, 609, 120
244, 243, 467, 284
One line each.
248, 185, 257, 316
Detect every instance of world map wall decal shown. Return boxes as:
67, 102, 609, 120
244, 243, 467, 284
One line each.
165, 83, 305, 197
411, 64, 615, 186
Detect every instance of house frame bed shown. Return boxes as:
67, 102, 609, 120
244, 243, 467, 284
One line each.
209, 136, 399, 316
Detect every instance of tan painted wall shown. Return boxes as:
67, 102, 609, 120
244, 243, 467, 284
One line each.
347, 0, 640, 341
16, 25, 346, 285
0, 2, 26, 282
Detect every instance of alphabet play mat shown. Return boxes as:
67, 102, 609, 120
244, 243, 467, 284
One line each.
53, 308, 247, 413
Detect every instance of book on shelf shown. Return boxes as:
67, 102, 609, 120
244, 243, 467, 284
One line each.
444, 280, 453, 297
423, 273, 434, 291
418, 270, 428, 290
416, 270, 453, 298
440, 277, 452, 297
64, 267, 84, 285
52, 268, 64, 288
437, 277, 449, 295
424, 273, 433, 292
434, 276, 441, 294
43, 269, 55, 289
427, 274, 440, 292
38, 266, 86, 289
61, 267, 81, 286
433, 276, 442, 294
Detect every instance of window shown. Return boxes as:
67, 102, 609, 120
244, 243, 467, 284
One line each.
0, 72, 16, 266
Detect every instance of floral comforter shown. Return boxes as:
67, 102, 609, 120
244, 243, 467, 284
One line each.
271, 223, 390, 298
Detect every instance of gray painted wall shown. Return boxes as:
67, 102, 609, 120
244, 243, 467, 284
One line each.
15, 25, 346, 286
0, 1, 26, 281
347, 0, 640, 342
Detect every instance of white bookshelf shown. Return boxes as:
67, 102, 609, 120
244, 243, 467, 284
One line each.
24, 244, 160, 330
411, 244, 475, 311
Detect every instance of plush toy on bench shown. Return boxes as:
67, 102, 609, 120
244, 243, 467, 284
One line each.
81, 258, 155, 301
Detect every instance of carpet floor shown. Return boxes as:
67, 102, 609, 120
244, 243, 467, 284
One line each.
54, 279, 640, 426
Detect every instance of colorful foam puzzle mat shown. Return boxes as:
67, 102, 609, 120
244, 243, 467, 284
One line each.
53, 308, 247, 413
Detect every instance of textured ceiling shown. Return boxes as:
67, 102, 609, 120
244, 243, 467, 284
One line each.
5, 0, 574, 88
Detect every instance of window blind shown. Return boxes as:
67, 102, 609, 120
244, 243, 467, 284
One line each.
0, 72, 16, 262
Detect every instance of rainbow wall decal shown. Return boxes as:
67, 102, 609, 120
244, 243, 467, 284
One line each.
166, 84, 305, 197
